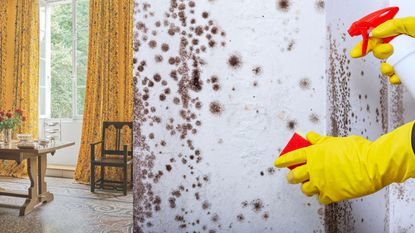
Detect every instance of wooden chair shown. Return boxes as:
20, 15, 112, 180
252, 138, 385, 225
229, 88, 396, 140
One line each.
90, 121, 133, 195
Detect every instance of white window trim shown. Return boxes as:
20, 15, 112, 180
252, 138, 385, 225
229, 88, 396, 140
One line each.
39, 0, 86, 120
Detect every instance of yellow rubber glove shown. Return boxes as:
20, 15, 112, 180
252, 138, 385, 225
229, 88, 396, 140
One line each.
351, 17, 415, 85
274, 121, 415, 205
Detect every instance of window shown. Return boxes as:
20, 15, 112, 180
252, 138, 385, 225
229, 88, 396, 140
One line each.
39, 0, 89, 119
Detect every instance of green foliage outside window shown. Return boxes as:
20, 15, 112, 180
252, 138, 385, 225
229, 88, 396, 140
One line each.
50, 0, 88, 118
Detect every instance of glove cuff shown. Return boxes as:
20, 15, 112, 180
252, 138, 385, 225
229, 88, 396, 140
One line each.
412, 122, 415, 154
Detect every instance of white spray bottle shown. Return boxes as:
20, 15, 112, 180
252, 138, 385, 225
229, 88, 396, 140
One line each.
348, 7, 415, 99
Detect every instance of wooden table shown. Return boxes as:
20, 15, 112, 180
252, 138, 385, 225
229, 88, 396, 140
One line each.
0, 141, 75, 216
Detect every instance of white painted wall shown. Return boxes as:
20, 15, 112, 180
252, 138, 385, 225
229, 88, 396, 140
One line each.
39, 119, 82, 167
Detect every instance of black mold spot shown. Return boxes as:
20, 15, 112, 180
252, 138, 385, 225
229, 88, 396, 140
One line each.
202, 11, 209, 18
208, 40, 216, 48
161, 43, 170, 52
263, 212, 269, 220
153, 73, 162, 82
277, 0, 290, 12
211, 213, 219, 222
309, 113, 320, 124
209, 102, 223, 115
155, 55, 163, 62
252, 66, 263, 76
228, 54, 242, 69
189, 69, 203, 92
149, 40, 157, 48
166, 164, 172, 172
241, 201, 248, 208
202, 201, 210, 210
169, 197, 176, 208
315, 0, 325, 11
237, 214, 245, 222
299, 78, 311, 90
287, 120, 297, 130
287, 40, 295, 51
195, 26, 204, 36
251, 199, 264, 213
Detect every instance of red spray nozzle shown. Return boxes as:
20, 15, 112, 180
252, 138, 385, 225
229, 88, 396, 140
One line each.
348, 7, 399, 56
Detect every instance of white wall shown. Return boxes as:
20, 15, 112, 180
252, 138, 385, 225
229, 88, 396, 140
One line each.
133, 0, 327, 232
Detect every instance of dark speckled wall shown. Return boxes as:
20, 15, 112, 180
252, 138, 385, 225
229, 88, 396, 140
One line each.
132, 0, 336, 232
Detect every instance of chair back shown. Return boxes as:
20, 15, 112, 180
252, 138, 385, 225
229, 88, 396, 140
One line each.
101, 121, 133, 157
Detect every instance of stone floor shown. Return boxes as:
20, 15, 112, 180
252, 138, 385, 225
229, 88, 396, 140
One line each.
0, 176, 132, 233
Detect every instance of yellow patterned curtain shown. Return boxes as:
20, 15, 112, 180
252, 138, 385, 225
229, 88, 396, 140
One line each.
74, 0, 133, 183
0, 0, 39, 177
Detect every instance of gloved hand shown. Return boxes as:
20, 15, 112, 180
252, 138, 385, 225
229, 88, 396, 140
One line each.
351, 17, 415, 84
274, 121, 415, 205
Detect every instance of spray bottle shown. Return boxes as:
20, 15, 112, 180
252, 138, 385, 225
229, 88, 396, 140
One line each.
348, 6, 415, 99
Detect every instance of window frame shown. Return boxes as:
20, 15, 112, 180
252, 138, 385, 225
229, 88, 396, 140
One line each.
39, 0, 87, 120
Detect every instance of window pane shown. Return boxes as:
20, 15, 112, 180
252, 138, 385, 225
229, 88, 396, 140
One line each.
76, 0, 89, 87
40, 59, 46, 85
39, 87, 46, 116
77, 87, 85, 116
50, 3, 73, 118
40, 7, 47, 58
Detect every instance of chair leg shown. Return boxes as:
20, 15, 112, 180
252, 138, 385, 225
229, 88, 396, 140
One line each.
91, 163, 95, 192
123, 165, 128, 195
100, 164, 105, 189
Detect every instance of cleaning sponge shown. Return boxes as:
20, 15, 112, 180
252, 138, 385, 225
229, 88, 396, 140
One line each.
279, 133, 311, 170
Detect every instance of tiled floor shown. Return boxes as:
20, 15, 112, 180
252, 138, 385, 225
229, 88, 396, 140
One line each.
0, 176, 132, 233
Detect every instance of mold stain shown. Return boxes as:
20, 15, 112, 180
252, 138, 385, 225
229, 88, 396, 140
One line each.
299, 78, 311, 90
277, 0, 290, 12
309, 113, 320, 124
315, 0, 325, 11
287, 40, 295, 51
227, 54, 242, 70
209, 102, 223, 115
236, 214, 245, 222
287, 120, 297, 130
251, 199, 264, 213
252, 66, 263, 76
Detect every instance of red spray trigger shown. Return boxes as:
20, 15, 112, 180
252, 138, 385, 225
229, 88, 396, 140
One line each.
348, 7, 399, 56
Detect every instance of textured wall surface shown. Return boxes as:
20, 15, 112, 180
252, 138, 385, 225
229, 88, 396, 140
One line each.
132, 0, 327, 232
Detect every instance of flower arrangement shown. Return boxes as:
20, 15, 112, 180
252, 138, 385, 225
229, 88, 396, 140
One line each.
0, 109, 26, 131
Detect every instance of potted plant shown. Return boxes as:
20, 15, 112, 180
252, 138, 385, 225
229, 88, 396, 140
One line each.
0, 109, 26, 144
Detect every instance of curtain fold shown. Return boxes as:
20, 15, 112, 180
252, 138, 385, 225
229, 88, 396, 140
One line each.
0, 0, 39, 177
74, 0, 133, 183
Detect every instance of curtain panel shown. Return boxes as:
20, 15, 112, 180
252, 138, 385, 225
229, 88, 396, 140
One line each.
0, 0, 39, 177
74, 0, 133, 183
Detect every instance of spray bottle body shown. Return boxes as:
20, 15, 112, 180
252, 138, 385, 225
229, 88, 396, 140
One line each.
388, 35, 415, 99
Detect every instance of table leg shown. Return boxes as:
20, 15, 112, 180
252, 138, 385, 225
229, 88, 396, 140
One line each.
38, 154, 53, 203
19, 157, 40, 216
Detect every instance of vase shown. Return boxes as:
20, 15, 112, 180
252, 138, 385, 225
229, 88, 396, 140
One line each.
3, 129, 12, 145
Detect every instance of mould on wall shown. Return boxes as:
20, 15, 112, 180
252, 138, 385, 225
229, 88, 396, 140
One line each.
227, 54, 243, 70
277, 0, 290, 12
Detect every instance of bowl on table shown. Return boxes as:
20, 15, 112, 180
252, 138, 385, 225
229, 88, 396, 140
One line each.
16, 134, 33, 143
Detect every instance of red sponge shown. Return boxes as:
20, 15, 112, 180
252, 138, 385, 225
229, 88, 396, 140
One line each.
279, 133, 312, 170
